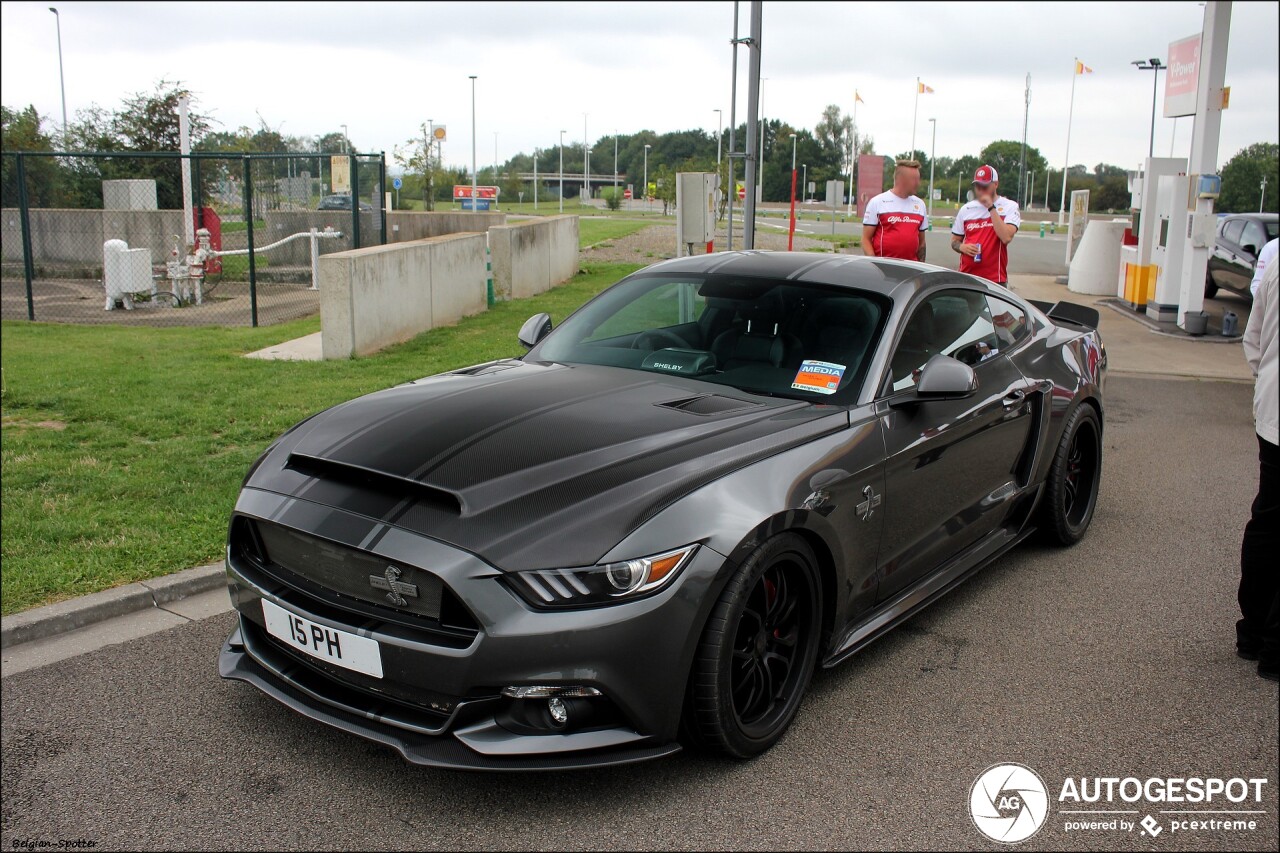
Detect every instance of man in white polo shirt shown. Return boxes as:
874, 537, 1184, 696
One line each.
862, 159, 929, 261
951, 164, 1021, 285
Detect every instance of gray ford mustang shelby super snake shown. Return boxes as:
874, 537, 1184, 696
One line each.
220, 251, 1106, 770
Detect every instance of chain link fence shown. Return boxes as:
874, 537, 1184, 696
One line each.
1, 150, 385, 326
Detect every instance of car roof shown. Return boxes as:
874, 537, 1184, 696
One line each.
639, 250, 1005, 303
1225, 213, 1278, 222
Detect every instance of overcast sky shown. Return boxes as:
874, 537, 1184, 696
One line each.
2, 1, 1277, 178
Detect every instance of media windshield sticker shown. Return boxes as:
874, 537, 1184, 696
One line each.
791, 360, 846, 395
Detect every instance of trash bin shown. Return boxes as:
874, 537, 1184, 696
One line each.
1183, 310, 1209, 336
1039, 222, 1046, 238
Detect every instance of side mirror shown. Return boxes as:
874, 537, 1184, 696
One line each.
518, 312, 552, 349
915, 354, 978, 398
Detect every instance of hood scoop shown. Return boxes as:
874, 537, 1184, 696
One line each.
286, 453, 463, 515
656, 394, 761, 416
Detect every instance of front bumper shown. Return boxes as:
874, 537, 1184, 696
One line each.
218, 488, 729, 770
219, 623, 681, 771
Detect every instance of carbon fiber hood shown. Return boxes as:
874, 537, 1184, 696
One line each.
244, 360, 846, 570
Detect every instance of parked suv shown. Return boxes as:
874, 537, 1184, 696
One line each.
1206, 213, 1278, 299
318, 194, 372, 211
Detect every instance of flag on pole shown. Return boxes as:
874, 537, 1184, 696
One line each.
855, 90, 865, 104
917, 81, 935, 94
1074, 60, 1093, 74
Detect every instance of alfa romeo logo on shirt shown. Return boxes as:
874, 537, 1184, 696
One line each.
969, 763, 1050, 843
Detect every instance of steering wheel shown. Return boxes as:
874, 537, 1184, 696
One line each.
631, 329, 688, 350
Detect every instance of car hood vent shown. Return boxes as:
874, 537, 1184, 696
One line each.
286, 453, 463, 515
657, 394, 761, 416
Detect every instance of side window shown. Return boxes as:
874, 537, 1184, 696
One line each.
1222, 220, 1245, 245
1241, 221, 1266, 253
986, 295, 1030, 348
889, 290, 995, 392
585, 281, 705, 341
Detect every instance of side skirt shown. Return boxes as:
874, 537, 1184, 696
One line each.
821, 525, 1035, 669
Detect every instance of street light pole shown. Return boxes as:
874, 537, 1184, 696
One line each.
714, 109, 723, 168
341, 123, 349, 154
1261, 175, 1269, 213
613, 130, 619, 200
48, 7, 68, 148
559, 129, 566, 214
802, 164, 807, 202
1132, 58, 1165, 160
583, 113, 589, 205
468, 76, 477, 213
533, 147, 538, 212
643, 144, 651, 213
757, 77, 768, 204
788, 132, 797, 251
927, 117, 937, 221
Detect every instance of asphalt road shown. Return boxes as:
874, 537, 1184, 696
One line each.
2, 376, 1277, 852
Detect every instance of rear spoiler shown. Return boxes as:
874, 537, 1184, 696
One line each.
1028, 299, 1100, 331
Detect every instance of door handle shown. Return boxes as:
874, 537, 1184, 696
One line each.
1002, 390, 1026, 409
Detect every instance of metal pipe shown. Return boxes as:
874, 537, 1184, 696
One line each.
742, 0, 762, 248
17, 154, 35, 320
49, 8, 68, 148
243, 156, 258, 328
470, 76, 478, 213
927, 118, 936, 221
727, 0, 740, 250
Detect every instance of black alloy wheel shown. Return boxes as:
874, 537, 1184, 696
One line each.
1038, 404, 1102, 545
685, 533, 822, 758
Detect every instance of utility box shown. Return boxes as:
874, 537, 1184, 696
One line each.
103, 179, 158, 210
676, 172, 718, 256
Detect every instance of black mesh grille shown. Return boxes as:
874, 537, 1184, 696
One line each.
230, 516, 479, 643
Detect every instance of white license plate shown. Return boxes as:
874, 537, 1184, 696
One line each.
261, 598, 383, 679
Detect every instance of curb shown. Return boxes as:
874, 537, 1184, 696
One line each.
1, 562, 226, 648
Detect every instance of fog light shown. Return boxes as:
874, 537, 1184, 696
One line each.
547, 696, 569, 726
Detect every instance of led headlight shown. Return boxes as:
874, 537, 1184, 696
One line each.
506, 544, 698, 608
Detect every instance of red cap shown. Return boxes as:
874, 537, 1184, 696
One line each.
973, 165, 998, 185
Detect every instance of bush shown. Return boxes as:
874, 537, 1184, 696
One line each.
602, 188, 622, 211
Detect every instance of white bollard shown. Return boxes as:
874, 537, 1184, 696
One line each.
309, 227, 320, 291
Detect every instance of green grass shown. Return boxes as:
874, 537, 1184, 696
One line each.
579, 219, 656, 248
0, 262, 644, 614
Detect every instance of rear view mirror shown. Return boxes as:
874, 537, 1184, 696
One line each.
518, 313, 552, 349
915, 355, 978, 398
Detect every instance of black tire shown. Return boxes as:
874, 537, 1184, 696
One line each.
1205, 270, 1220, 300
685, 533, 822, 758
1037, 404, 1102, 546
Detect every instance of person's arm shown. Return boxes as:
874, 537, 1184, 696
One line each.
1251, 240, 1277, 299
951, 214, 979, 256
862, 225, 879, 256
1243, 263, 1274, 376
917, 230, 927, 261
987, 205, 1018, 244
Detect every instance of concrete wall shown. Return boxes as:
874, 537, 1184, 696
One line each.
319, 232, 487, 359
101, 209, 186, 267
262, 210, 381, 264
386, 211, 505, 243
489, 215, 580, 300
2, 208, 184, 268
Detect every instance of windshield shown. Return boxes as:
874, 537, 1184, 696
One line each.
529, 273, 889, 402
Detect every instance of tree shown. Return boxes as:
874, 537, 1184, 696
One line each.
1219, 142, 1279, 214
1, 105, 59, 207
978, 140, 1047, 199
815, 104, 852, 168
654, 163, 677, 214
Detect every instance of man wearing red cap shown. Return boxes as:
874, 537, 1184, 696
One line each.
951, 165, 1021, 285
